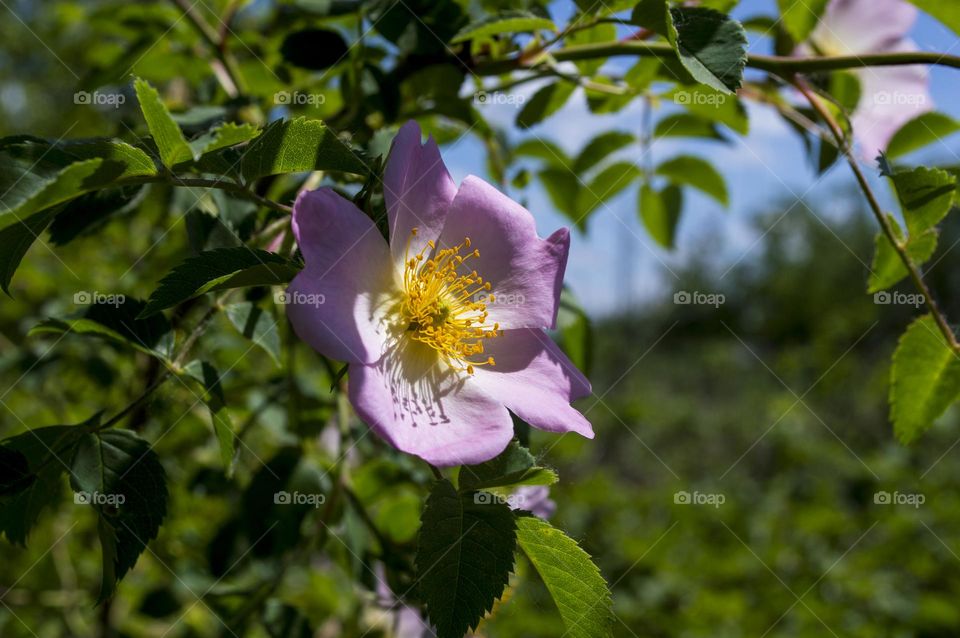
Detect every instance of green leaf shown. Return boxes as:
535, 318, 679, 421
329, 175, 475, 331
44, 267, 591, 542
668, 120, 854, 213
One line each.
0, 208, 57, 296
886, 113, 960, 160
566, 22, 618, 75
639, 183, 684, 249
139, 248, 301, 317
867, 217, 938, 293
574, 162, 642, 225
513, 138, 570, 166
515, 515, 614, 638
134, 77, 193, 167
539, 167, 580, 222
656, 155, 728, 205
777, 0, 829, 42
183, 360, 237, 475
417, 480, 516, 638
667, 86, 749, 135
225, 302, 281, 364
654, 113, 726, 141
70, 429, 168, 602
573, 131, 635, 174
188, 122, 261, 158
557, 289, 593, 377
632, 2, 747, 93
31, 298, 175, 360
452, 10, 556, 43
890, 315, 960, 444
239, 117, 368, 182
48, 185, 147, 246
907, 1, 960, 37
888, 166, 956, 235
0, 424, 88, 546
459, 442, 558, 491
516, 82, 577, 129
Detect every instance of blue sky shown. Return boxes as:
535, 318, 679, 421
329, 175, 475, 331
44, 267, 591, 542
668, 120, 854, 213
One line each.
441, 0, 960, 315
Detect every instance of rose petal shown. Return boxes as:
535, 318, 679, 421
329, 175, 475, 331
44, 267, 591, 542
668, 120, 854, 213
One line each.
436, 176, 570, 329
349, 341, 514, 466
471, 329, 593, 438
384, 121, 458, 267
852, 40, 932, 158
811, 0, 917, 54
287, 188, 396, 364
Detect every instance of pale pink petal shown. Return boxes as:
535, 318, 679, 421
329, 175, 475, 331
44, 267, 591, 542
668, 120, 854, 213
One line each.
811, 0, 917, 54
348, 341, 514, 467
436, 176, 569, 330
384, 121, 457, 267
852, 41, 933, 158
287, 188, 396, 364
471, 329, 593, 438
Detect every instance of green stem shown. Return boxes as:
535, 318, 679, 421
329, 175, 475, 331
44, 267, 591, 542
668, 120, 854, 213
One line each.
793, 76, 959, 350
474, 41, 960, 76
168, 0, 247, 96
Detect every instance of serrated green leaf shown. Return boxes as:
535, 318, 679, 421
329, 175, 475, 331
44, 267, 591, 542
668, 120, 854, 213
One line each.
516, 82, 577, 129
417, 480, 515, 638
0, 424, 88, 546
459, 442, 558, 491
48, 185, 147, 246
890, 315, 960, 444
225, 302, 281, 364
777, 0, 829, 42
239, 117, 368, 182
573, 131, 635, 174
70, 429, 168, 602
633, 2, 747, 93
31, 298, 174, 360
134, 77, 193, 167
888, 166, 956, 235
887, 112, 960, 160
868, 217, 938, 293
640, 183, 683, 249
575, 162, 641, 225
452, 10, 555, 43
188, 122, 261, 158
656, 155, 728, 205
140, 248, 301, 317
515, 515, 614, 638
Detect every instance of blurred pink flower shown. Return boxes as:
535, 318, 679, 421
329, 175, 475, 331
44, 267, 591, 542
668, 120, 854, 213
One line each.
511, 485, 556, 519
803, 0, 932, 158
285, 121, 593, 467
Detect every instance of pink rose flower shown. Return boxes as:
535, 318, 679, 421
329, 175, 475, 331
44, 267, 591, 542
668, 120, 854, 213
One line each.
802, 0, 933, 158
285, 121, 593, 466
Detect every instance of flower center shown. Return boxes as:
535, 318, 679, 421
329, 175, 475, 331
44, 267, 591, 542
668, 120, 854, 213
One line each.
400, 228, 499, 374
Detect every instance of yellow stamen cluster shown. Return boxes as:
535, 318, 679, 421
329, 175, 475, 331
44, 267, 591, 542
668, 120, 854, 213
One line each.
400, 228, 499, 374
